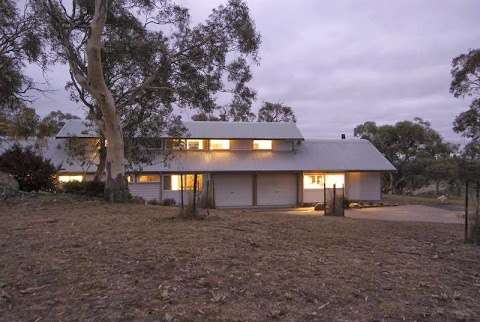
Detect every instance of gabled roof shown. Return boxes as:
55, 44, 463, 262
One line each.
56, 120, 97, 138
56, 119, 304, 140
182, 121, 303, 139
136, 139, 395, 172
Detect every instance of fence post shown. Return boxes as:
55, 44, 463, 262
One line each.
465, 181, 469, 243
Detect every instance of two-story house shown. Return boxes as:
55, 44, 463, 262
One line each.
54, 120, 395, 207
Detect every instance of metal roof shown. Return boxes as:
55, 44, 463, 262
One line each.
56, 119, 304, 140
137, 139, 395, 172
2, 137, 395, 173
56, 120, 97, 138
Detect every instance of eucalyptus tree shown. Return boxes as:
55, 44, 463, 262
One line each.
0, 0, 46, 112
32, 0, 261, 201
257, 102, 296, 123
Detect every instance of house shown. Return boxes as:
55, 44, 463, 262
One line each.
54, 120, 395, 207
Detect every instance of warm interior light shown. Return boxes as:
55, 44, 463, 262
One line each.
209, 139, 230, 150
58, 175, 84, 183
253, 140, 272, 150
127, 175, 134, 183
303, 174, 324, 189
186, 139, 204, 150
170, 174, 203, 191
325, 174, 345, 188
137, 174, 161, 183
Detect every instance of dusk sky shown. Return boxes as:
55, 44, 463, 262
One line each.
27, 0, 480, 143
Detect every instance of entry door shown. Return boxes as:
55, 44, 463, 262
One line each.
213, 174, 253, 207
257, 173, 297, 206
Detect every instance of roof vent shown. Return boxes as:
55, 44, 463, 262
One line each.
341, 134, 346, 140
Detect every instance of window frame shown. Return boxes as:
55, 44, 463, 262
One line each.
164, 174, 203, 191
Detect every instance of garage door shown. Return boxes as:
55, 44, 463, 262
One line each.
257, 173, 297, 206
213, 174, 253, 207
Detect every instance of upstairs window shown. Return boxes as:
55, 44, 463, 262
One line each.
209, 139, 230, 150
137, 174, 161, 183
186, 139, 204, 150
59, 175, 84, 183
253, 140, 272, 150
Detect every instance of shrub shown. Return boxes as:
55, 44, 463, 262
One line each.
0, 144, 57, 192
62, 180, 105, 197
162, 198, 176, 206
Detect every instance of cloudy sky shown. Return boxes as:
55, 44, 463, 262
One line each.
28, 0, 480, 142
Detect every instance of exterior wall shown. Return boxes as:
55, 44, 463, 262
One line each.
345, 172, 381, 201
303, 189, 324, 203
230, 139, 252, 150
129, 183, 161, 201
272, 140, 293, 151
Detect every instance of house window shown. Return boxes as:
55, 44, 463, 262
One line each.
137, 174, 161, 183
303, 174, 324, 189
186, 139, 204, 150
58, 175, 84, 183
325, 174, 344, 188
127, 175, 134, 183
164, 174, 203, 191
253, 140, 272, 150
209, 139, 230, 150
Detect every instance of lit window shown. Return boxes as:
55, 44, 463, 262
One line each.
325, 174, 344, 188
253, 140, 272, 150
166, 174, 203, 191
127, 175, 134, 183
186, 139, 204, 150
59, 175, 84, 183
303, 174, 324, 189
209, 139, 230, 150
137, 174, 161, 183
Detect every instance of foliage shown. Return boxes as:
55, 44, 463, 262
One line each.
257, 102, 296, 123
0, 144, 57, 192
0, 0, 47, 111
162, 198, 176, 206
38, 110, 80, 138
62, 180, 105, 197
33, 0, 261, 159
64, 138, 99, 173
354, 118, 457, 193
5, 106, 39, 139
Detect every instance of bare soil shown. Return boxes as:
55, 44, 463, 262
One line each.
1, 195, 480, 321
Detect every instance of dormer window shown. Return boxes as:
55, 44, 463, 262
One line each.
253, 140, 272, 150
209, 139, 230, 150
186, 139, 204, 150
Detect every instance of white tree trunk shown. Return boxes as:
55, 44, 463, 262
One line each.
86, 0, 128, 201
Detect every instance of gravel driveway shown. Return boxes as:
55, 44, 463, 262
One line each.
346, 204, 464, 224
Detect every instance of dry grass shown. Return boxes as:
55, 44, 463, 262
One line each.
1, 195, 480, 321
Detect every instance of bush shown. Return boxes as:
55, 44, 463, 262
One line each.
62, 180, 105, 197
0, 144, 57, 192
162, 198, 176, 206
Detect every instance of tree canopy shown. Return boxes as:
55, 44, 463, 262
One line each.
354, 118, 456, 193
257, 102, 296, 123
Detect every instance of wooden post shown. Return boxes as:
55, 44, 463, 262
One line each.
475, 181, 480, 244
180, 174, 184, 209
193, 173, 198, 214
465, 181, 469, 243
333, 183, 336, 216
252, 173, 257, 206
323, 181, 327, 216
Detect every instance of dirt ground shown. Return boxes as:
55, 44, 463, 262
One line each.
1, 195, 480, 321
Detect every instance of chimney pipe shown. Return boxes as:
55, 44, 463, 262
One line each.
341, 133, 346, 140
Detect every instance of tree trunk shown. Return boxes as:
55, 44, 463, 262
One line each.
435, 180, 440, 196
94, 137, 106, 182
86, 0, 128, 202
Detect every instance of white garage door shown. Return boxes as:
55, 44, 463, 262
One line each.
257, 173, 297, 206
213, 174, 253, 207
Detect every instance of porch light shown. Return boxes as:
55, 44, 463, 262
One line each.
253, 140, 272, 150
209, 139, 230, 150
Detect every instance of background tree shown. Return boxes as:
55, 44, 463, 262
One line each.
33, 0, 261, 202
8, 106, 39, 139
37, 110, 80, 138
257, 102, 296, 123
354, 118, 456, 194
0, 0, 46, 112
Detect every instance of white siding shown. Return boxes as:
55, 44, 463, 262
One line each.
213, 174, 253, 207
272, 140, 293, 151
257, 173, 297, 206
346, 172, 381, 201
303, 189, 324, 203
129, 183, 161, 201
162, 190, 195, 205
